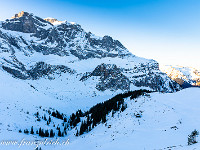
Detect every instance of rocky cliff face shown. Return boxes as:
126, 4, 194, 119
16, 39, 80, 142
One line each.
3, 11, 52, 34
1, 11, 129, 59
80, 63, 130, 91
0, 11, 181, 93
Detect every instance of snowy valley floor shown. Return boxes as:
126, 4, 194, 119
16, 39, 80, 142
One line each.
0, 76, 200, 150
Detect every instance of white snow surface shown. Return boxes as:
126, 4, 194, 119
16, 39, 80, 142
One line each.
0, 66, 199, 150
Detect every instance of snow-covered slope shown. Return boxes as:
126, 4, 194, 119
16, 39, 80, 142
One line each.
66, 88, 200, 150
0, 70, 199, 150
160, 65, 200, 87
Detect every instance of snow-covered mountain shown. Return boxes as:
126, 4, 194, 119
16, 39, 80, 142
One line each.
0, 11, 189, 150
0, 11, 180, 94
160, 65, 200, 88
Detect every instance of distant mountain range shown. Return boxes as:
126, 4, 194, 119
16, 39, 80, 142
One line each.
160, 65, 200, 88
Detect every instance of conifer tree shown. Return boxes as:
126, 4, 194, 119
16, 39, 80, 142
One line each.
24, 129, 29, 134
30, 126, 34, 134
75, 130, 79, 136
45, 130, 49, 137
50, 129, 54, 137
58, 129, 61, 137
44, 114, 47, 121
39, 127, 42, 136
49, 116, 51, 123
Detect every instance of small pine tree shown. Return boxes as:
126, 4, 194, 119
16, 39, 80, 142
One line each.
52, 111, 56, 117
45, 130, 49, 137
75, 130, 79, 136
50, 129, 54, 137
36, 112, 39, 117
30, 126, 34, 134
44, 114, 47, 121
48, 110, 51, 115
49, 116, 51, 123
41, 129, 44, 137
39, 127, 42, 136
58, 129, 61, 137
24, 129, 29, 134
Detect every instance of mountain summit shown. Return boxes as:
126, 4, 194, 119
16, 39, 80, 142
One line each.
11, 11, 30, 19
2, 11, 52, 34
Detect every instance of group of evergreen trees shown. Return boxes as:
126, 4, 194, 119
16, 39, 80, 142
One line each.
76, 90, 151, 136
51, 110, 64, 120
69, 109, 83, 127
20, 90, 150, 138
38, 127, 55, 137
22, 126, 56, 137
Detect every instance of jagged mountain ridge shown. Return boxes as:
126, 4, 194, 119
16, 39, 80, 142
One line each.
0, 11, 181, 94
1, 11, 129, 59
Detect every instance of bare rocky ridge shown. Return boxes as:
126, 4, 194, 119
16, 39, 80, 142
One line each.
11, 11, 30, 19
44, 18, 62, 24
0, 11, 181, 93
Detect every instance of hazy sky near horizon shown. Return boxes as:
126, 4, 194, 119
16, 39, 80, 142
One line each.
0, 0, 200, 68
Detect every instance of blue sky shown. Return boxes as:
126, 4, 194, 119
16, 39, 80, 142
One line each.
0, 0, 200, 68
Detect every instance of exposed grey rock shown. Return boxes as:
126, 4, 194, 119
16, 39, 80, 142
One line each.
2, 60, 74, 80
133, 72, 180, 93
27, 62, 75, 79
3, 11, 52, 34
81, 63, 130, 91
2, 65, 28, 79
44, 18, 61, 24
